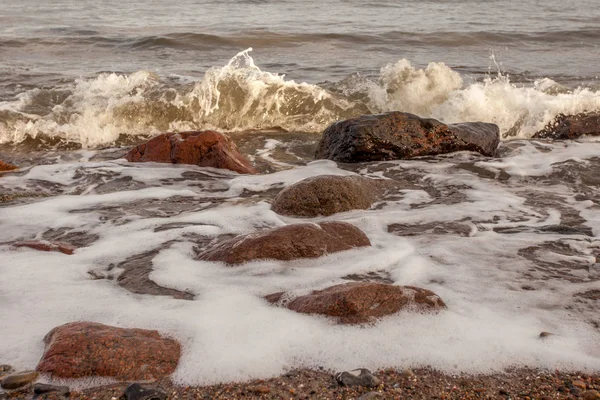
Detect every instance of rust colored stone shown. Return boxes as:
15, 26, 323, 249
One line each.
533, 112, 600, 140
0, 160, 17, 172
12, 240, 76, 255
126, 130, 257, 174
36, 322, 180, 381
197, 222, 371, 265
315, 112, 500, 162
283, 282, 446, 324
271, 175, 393, 217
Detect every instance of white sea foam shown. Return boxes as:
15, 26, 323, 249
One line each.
1, 49, 599, 147
0, 141, 599, 386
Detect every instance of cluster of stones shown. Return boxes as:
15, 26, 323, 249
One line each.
4, 111, 599, 393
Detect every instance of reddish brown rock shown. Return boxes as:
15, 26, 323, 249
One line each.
281, 282, 446, 324
126, 130, 257, 174
0, 160, 17, 172
12, 240, 76, 255
198, 222, 370, 265
271, 175, 393, 217
533, 112, 600, 140
36, 322, 180, 381
315, 112, 500, 162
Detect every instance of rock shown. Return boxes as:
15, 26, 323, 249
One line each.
124, 383, 167, 400
358, 391, 383, 399
0, 370, 38, 390
335, 368, 381, 387
583, 389, 600, 400
271, 175, 392, 217
0, 160, 17, 172
539, 331, 553, 339
533, 112, 600, 140
126, 130, 257, 174
572, 380, 587, 390
0, 365, 12, 377
283, 282, 446, 324
12, 240, 76, 255
400, 369, 416, 378
315, 112, 500, 162
197, 222, 370, 265
250, 385, 270, 394
34, 383, 70, 396
36, 322, 180, 381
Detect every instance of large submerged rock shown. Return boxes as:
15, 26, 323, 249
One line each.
36, 322, 180, 381
271, 175, 392, 217
315, 112, 500, 162
197, 222, 371, 265
277, 282, 446, 324
126, 130, 257, 174
533, 112, 600, 140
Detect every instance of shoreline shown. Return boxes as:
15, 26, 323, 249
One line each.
4, 367, 600, 399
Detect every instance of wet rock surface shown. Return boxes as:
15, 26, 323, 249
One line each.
197, 221, 371, 265
36, 322, 180, 381
0, 370, 38, 390
126, 130, 257, 174
124, 383, 166, 400
33, 383, 70, 396
315, 112, 500, 162
533, 112, 600, 140
0, 160, 17, 172
336, 368, 381, 387
278, 282, 446, 324
10, 240, 76, 255
271, 175, 393, 217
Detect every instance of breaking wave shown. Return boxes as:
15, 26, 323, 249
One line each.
1, 48, 599, 148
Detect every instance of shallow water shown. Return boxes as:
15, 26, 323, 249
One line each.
1, 0, 600, 387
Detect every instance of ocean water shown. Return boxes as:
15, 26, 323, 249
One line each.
1, 0, 600, 386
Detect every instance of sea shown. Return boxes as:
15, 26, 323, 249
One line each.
0, 0, 599, 386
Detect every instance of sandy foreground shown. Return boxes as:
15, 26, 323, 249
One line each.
3, 367, 600, 399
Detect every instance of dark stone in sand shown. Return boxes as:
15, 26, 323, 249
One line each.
336, 368, 381, 387
533, 112, 600, 140
197, 222, 370, 265
315, 112, 500, 162
125, 383, 167, 400
126, 130, 257, 174
0, 160, 17, 172
271, 175, 393, 217
0, 370, 38, 390
34, 383, 70, 396
280, 282, 446, 324
36, 322, 180, 381
11, 240, 76, 255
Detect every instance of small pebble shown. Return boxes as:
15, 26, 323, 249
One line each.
358, 392, 382, 400
124, 383, 167, 400
539, 331, 553, 339
34, 383, 70, 396
0, 370, 38, 390
572, 380, 587, 390
400, 369, 416, 378
336, 368, 381, 388
250, 385, 270, 394
583, 390, 600, 400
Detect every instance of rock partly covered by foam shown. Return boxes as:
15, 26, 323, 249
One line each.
315, 112, 500, 162
12, 240, 76, 255
276, 282, 446, 324
271, 175, 393, 217
36, 322, 180, 381
197, 222, 370, 265
126, 130, 257, 174
533, 112, 600, 140
0, 160, 17, 172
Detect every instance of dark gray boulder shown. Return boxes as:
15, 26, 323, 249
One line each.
315, 112, 500, 162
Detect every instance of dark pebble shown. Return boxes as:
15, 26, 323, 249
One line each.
125, 383, 167, 400
34, 383, 70, 396
336, 368, 381, 387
